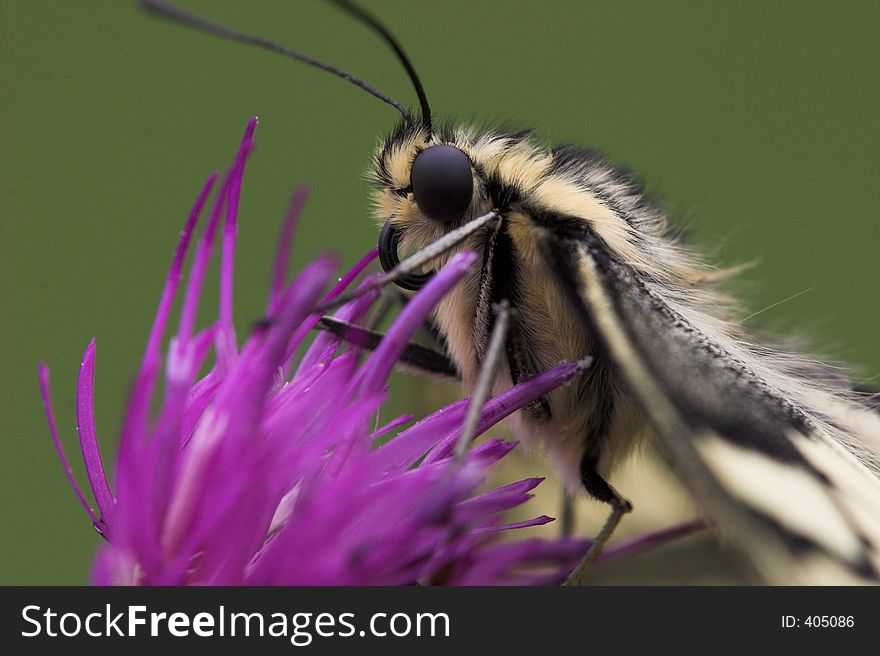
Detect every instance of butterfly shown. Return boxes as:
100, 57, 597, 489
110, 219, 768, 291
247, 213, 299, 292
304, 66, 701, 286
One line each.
142, 0, 880, 584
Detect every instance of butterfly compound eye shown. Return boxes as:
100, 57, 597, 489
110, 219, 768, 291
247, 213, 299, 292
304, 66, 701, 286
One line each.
410, 145, 473, 223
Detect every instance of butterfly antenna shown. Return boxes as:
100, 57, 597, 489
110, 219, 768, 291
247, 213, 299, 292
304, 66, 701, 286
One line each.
328, 0, 432, 131
140, 0, 411, 122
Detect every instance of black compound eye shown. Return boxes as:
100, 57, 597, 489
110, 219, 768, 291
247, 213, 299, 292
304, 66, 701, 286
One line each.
410, 144, 473, 223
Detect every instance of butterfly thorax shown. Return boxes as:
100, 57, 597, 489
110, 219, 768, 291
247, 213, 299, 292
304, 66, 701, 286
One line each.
369, 120, 699, 486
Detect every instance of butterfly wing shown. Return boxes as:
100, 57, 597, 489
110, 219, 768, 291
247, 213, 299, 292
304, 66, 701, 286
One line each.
539, 216, 880, 584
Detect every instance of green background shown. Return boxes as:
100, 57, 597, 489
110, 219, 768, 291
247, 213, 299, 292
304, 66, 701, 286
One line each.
2, 0, 878, 584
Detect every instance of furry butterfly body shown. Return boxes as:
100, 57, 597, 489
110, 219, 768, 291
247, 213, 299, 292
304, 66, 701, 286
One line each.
373, 120, 880, 584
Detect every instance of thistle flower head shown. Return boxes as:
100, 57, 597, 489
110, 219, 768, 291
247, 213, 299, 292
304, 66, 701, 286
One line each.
39, 118, 591, 585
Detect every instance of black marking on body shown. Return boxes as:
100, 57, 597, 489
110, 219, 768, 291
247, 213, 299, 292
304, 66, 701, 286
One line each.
374, 118, 425, 187
423, 314, 451, 356
548, 144, 661, 224
484, 172, 523, 213
505, 318, 552, 421
478, 213, 551, 421
574, 353, 619, 469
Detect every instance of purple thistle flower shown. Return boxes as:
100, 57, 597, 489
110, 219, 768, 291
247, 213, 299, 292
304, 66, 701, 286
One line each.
38, 118, 595, 586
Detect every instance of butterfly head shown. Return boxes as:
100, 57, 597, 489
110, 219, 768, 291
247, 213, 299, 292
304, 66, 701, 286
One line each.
371, 119, 499, 290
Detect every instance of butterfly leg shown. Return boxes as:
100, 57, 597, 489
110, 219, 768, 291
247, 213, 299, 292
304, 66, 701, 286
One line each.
562, 453, 633, 586
317, 316, 459, 379
559, 488, 575, 537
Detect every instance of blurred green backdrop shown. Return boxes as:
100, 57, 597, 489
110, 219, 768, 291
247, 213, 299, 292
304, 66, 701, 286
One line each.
2, 1, 878, 584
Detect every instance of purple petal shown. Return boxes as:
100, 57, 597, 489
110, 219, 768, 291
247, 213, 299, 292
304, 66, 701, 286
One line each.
424, 359, 588, 464
76, 339, 115, 521
38, 363, 100, 526
596, 519, 706, 565
295, 278, 381, 375
114, 173, 219, 487
284, 248, 379, 373
454, 477, 544, 521
446, 538, 589, 586
162, 257, 337, 556
177, 172, 229, 343
371, 399, 469, 473
358, 251, 477, 397
368, 414, 415, 443
322, 248, 379, 306
167, 323, 218, 392
144, 172, 217, 369
470, 515, 556, 535
269, 185, 308, 314
217, 117, 258, 371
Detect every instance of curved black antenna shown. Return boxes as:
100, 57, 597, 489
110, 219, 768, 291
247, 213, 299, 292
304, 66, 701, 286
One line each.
328, 0, 432, 131
139, 0, 411, 122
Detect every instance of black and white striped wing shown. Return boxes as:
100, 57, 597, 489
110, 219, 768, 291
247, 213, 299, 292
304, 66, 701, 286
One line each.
541, 221, 880, 584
